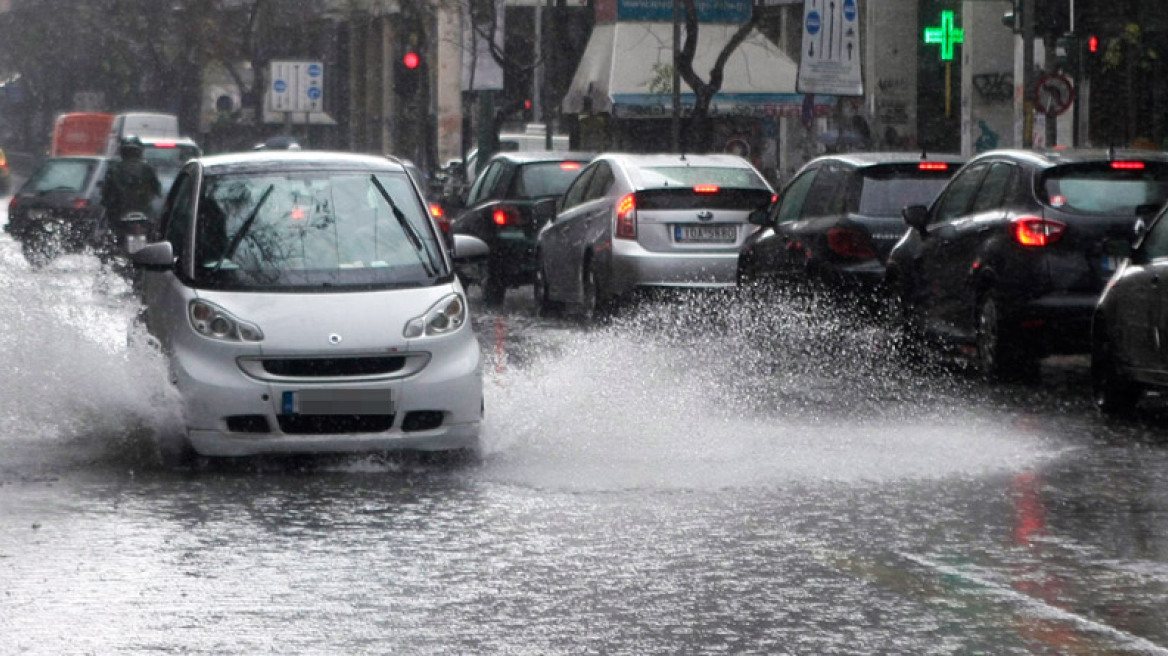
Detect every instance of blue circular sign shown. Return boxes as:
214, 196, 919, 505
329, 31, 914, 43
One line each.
806, 11, 821, 35
307, 63, 322, 77
843, 0, 856, 21
273, 79, 287, 93
306, 87, 322, 100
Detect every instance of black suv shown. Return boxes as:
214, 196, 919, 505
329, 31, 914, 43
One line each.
886, 149, 1168, 379
450, 150, 593, 306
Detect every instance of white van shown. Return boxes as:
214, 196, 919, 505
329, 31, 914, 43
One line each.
104, 112, 181, 156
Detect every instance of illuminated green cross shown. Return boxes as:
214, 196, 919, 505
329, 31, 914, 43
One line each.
924, 11, 964, 61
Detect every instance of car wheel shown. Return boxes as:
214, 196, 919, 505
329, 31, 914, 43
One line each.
533, 259, 561, 318
21, 235, 58, 269
1091, 326, 1140, 415
157, 429, 199, 469
580, 258, 606, 322
975, 293, 1036, 381
481, 261, 506, 307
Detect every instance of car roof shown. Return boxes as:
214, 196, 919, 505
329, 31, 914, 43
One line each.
197, 150, 407, 174
485, 150, 595, 165
804, 151, 966, 168
968, 148, 1168, 168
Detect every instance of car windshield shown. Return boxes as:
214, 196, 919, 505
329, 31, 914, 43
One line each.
192, 169, 446, 291
636, 165, 769, 190
858, 165, 956, 216
513, 161, 586, 198
25, 159, 97, 193
1041, 162, 1168, 215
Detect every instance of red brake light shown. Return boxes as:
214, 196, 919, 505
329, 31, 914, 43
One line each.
152, 142, 176, 149
693, 185, 720, 193
8, 196, 18, 211
919, 162, 949, 171
615, 193, 637, 239
1111, 161, 1146, 170
492, 205, 520, 226
72, 199, 89, 210
826, 227, 876, 259
1012, 216, 1066, 247
428, 203, 444, 219
560, 161, 581, 171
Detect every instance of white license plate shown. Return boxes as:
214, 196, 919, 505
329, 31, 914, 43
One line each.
282, 389, 395, 415
673, 224, 736, 243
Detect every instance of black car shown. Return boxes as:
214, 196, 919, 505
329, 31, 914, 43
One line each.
4, 155, 110, 267
738, 152, 962, 298
1091, 201, 1168, 414
450, 150, 593, 306
886, 148, 1168, 379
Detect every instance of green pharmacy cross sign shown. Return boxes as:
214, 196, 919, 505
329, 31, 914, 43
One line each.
924, 11, 964, 61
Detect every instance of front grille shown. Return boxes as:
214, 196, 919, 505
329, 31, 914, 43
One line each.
401, 411, 444, 432
262, 356, 406, 377
226, 415, 271, 433
277, 414, 395, 434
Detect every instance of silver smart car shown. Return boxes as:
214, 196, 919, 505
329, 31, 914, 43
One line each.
132, 151, 483, 460
533, 153, 774, 317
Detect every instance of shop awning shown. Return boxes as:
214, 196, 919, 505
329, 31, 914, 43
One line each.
562, 22, 824, 119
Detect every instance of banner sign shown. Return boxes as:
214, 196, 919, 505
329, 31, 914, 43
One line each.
597, 0, 753, 24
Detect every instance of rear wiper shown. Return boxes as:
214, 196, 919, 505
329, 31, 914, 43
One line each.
214, 184, 274, 275
369, 175, 437, 277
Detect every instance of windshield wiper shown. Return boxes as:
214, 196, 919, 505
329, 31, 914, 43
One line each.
369, 175, 437, 277
213, 184, 274, 275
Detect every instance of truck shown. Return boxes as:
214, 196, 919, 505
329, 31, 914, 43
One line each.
50, 112, 115, 157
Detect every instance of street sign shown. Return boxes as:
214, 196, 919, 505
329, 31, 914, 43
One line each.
269, 60, 325, 113
1034, 72, 1074, 116
796, 0, 863, 96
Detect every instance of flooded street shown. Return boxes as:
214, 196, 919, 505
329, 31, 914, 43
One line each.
4, 222, 1168, 654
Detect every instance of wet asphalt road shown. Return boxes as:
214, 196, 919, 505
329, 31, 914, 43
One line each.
4, 227, 1168, 654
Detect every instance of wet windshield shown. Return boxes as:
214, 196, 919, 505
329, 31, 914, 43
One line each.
25, 159, 98, 193
1042, 163, 1168, 215
858, 166, 956, 216
514, 162, 586, 199
193, 170, 445, 290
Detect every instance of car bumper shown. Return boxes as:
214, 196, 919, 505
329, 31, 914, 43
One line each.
1019, 292, 1098, 352
172, 333, 483, 457
609, 240, 738, 296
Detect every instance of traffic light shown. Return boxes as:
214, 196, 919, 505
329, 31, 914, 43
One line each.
395, 50, 423, 97
522, 98, 533, 122
1083, 34, 1103, 77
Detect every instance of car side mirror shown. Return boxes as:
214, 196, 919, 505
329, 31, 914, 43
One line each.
902, 204, 929, 234
451, 234, 489, 263
131, 241, 174, 270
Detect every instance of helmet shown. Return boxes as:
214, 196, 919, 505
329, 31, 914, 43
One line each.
119, 135, 144, 157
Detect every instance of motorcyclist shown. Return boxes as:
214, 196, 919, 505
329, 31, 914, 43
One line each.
100, 135, 161, 255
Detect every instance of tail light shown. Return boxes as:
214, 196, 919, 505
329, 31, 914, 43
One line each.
428, 203, 450, 235
8, 196, 18, 212
1012, 216, 1066, 247
826, 227, 877, 259
428, 203, 445, 220
693, 185, 720, 193
615, 193, 637, 239
919, 162, 949, 171
72, 199, 89, 210
560, 161, 582, 171
1111, 161, 1145, 170
492, 205, 521, 227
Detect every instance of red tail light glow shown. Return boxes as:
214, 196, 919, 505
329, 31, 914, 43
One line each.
428, 203, 444, 219
1012, 216, 1066, 247
1111, 161, 1146, 170
693, 185, 720, 193
919, 162, 949, 171
560, 161, 581, 171
492, 205, 520, 227
72, 199, 89, 209
826, 227, 876, 259
615, 193, 637, 239
152, 142, 177, 149
8, 196, 18, 211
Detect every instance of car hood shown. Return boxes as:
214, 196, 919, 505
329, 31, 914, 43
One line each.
193, 284, 464, 354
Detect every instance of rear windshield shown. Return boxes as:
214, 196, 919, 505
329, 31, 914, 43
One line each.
142, 144, 200, 170
192, 170, 446, 291
858, 165, 956, 216
25, 159, 98, 193
513, 161, 586, 199
1041, 162, 1168, 215
636, 165, 770, 190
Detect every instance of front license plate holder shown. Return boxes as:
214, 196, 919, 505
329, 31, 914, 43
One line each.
674, 224, 736, 243
282, 389, 395, 415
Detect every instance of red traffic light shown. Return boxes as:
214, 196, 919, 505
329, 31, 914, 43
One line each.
1088, 35, 1099, 53
402, 52, 420, 69
524, 99, 532, 110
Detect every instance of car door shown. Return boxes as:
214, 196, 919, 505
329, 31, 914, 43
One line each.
140, 166, 199, 352
947, 161, 1019, 333
552, 161, 617, 302
787, 163, 851, 272
540, 162, 597, 298
745, 167, 819, 281
919, 162, 990, 337
1119, 210, 1168, 374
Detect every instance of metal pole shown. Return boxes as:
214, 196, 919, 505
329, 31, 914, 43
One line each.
671, 0, 681, 153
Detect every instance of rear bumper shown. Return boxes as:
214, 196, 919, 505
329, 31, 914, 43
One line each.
1018, 292, 1098, 353
609, 239, 738, 296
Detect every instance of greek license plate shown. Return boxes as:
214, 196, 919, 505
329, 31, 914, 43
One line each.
282, 389, 395, 415
674, 224, 736, 243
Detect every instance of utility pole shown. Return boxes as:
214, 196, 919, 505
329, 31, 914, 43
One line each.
671, 0, 681, 153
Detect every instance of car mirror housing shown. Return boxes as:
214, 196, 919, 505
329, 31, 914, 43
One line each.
451, 233, 489, 262
131, 241, 174, 270
903, 204, 929, 233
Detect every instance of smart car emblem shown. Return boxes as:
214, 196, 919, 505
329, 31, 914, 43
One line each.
697, 210, 714, 221
328, 333, 343, 345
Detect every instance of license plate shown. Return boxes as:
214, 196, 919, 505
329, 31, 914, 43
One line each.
674, 224, 736, 243
282, 389, 395, 415
29, 209, 48, 220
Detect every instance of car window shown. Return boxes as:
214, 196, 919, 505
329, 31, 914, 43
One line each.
774, 169, 817, 223
801, 165, 848, 217
854, 164, 957, 216
25, 159, 98, 193
142, 143, 200, 170
560, 164, 598, 211
466, 160, 502, 205
489, 161, 517, 200
969, 162, 1016, 212
933, 163, 988, 223
512, 161, 586, 199
635, 165, 769, 190
1142, 211, 1168, 261
1041, 162, 1168, 215
191, 170, 444, 291
163, 171, 194, 260
584, 162, 614, 201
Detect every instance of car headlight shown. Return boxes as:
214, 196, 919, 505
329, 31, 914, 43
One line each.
403, 293, 467, 338
188, 300, 264, 342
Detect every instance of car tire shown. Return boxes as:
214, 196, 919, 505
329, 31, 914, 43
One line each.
481, 261, 506, 307
157, 430, 198, 469
533, 259, 561, 318
579, 258, 608, 323
975, 293, 1036, 381
1091, 326, 1140, 415
21, 236, 58, 269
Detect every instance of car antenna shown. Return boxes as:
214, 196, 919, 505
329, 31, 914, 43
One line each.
920, 149, 928, 160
